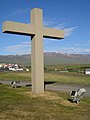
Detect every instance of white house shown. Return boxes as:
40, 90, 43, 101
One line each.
85, 69, 90, 74
9, 67, 23, 71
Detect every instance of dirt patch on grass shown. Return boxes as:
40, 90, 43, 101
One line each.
24, 91, 61, 100
60, 99, 78, 107
24, 91, 78, 107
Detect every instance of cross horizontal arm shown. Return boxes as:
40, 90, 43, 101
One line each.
2, 21, 35, 36
43, 27, 64, 39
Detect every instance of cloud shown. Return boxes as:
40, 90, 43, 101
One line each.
43, 17, 55, 27
5, 41, 31, 55
54, 23, 65, 29
73, 40, 90, 47
44, 18, 65, 29
64, 26, 79, 37
44, 17, 79, 38
4, 40, 90, 55
57, 47, 90, 54
58, 40, 90, 54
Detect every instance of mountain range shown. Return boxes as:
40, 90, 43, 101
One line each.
0, 52, 90, 65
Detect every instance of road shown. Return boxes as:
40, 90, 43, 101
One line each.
45, 83, 90, 97
0, 80, 90, 97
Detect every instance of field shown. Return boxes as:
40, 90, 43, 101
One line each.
0, 84, 90, 120
0, 71, 90, 86
0, 68, 90, 120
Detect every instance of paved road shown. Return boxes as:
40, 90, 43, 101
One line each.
0, 80, 90, 97
45, 83, 90, 97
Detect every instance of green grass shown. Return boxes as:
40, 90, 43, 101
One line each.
45, 72, 90, 86
0, 84, 90, 120
0, 71, 90, 86
0, 71, 31, 81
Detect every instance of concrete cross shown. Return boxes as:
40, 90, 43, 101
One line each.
2, 8, 64, 94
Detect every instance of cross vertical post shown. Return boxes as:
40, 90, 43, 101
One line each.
31, 9, 44, 94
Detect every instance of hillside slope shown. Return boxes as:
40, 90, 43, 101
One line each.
0, 52, 90, 65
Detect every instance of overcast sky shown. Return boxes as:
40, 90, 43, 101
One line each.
0, 0, 90, 55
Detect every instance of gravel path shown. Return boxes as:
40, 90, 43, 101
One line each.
0, 80, 90, 97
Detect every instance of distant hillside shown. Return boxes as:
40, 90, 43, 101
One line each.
0, 52, 90, 65
44, 52, 90, 65
0, 55, 31, 65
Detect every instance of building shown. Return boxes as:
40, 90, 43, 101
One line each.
85, 69, 90, 74
0, 63, 23, 71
